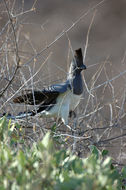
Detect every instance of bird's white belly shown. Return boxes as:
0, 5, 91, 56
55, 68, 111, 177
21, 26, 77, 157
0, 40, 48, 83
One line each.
39, 91, 81, 118
69, 93, 81, 110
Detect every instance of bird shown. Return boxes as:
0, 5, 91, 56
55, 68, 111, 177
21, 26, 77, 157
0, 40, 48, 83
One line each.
11, 48, 86, 129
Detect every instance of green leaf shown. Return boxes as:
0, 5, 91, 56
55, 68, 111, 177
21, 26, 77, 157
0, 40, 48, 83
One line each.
90, 145, 99, 159
102, 157, 112, 167
18, 151, 26, 170
42, 132, 51, 148
102, 149, 109, 157
121, 166, 126, 178
51, 123, 57, 132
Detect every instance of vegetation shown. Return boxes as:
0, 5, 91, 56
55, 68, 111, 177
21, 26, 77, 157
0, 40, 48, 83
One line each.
0, 1, 126, 190
0, 117, 126, 190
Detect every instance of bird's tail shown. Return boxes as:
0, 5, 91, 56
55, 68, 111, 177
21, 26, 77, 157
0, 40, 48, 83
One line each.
0, 111, 34, 120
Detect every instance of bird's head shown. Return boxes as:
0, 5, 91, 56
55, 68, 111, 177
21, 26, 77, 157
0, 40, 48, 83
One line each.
68, 48, 86, 78
74, 48, 86, 70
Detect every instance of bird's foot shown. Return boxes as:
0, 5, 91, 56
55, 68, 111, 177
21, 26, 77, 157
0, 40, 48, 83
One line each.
69, 111, 76, 118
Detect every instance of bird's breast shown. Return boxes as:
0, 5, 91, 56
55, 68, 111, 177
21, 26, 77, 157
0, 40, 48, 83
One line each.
39, 91, 81, 118
69, 93, 81, 110
57, 90, 81, 111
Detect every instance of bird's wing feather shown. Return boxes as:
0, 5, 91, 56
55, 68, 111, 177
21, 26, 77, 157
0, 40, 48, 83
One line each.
13, 81, 71, 105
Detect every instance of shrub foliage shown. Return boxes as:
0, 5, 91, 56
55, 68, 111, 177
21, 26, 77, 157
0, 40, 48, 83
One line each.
0, 117, 126, 190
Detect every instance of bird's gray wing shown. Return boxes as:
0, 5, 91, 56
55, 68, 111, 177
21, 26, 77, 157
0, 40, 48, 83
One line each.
13, 81, 71, 105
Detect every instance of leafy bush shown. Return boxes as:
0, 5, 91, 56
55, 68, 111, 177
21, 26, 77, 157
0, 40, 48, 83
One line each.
0, 117, 125, 190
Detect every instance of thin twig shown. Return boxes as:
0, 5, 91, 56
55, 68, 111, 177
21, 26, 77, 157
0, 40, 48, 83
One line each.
0, 53, 52, 110
82, 10, 97, 98
83, 10, 97, 63
54, 133, 91, 140
0, 0, 20, 97
94, 133, 126, 145
91, 69, 126, 91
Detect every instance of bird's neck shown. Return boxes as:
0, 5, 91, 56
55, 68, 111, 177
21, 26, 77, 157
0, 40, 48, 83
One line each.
68, 71, 83, 95
73, 73, 83, 95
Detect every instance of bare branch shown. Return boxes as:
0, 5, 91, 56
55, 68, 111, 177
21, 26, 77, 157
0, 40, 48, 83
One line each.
0, 0, 20, 97
95, 133, 126, 145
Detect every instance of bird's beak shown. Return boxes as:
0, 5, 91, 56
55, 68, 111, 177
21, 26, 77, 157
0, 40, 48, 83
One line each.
80, 64, 86, 70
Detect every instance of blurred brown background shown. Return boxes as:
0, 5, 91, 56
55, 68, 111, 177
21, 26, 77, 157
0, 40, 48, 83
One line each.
0, 0, 126, 164
17, 0, 126, 94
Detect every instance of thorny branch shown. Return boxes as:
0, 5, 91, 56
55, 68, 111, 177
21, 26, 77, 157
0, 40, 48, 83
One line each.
82, 10, 97, 98
0, 0, 107, 99
94, 133, 126, 145
0, 0, 20, 98
0, 0, 126, 164
0, 53, 52, 110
